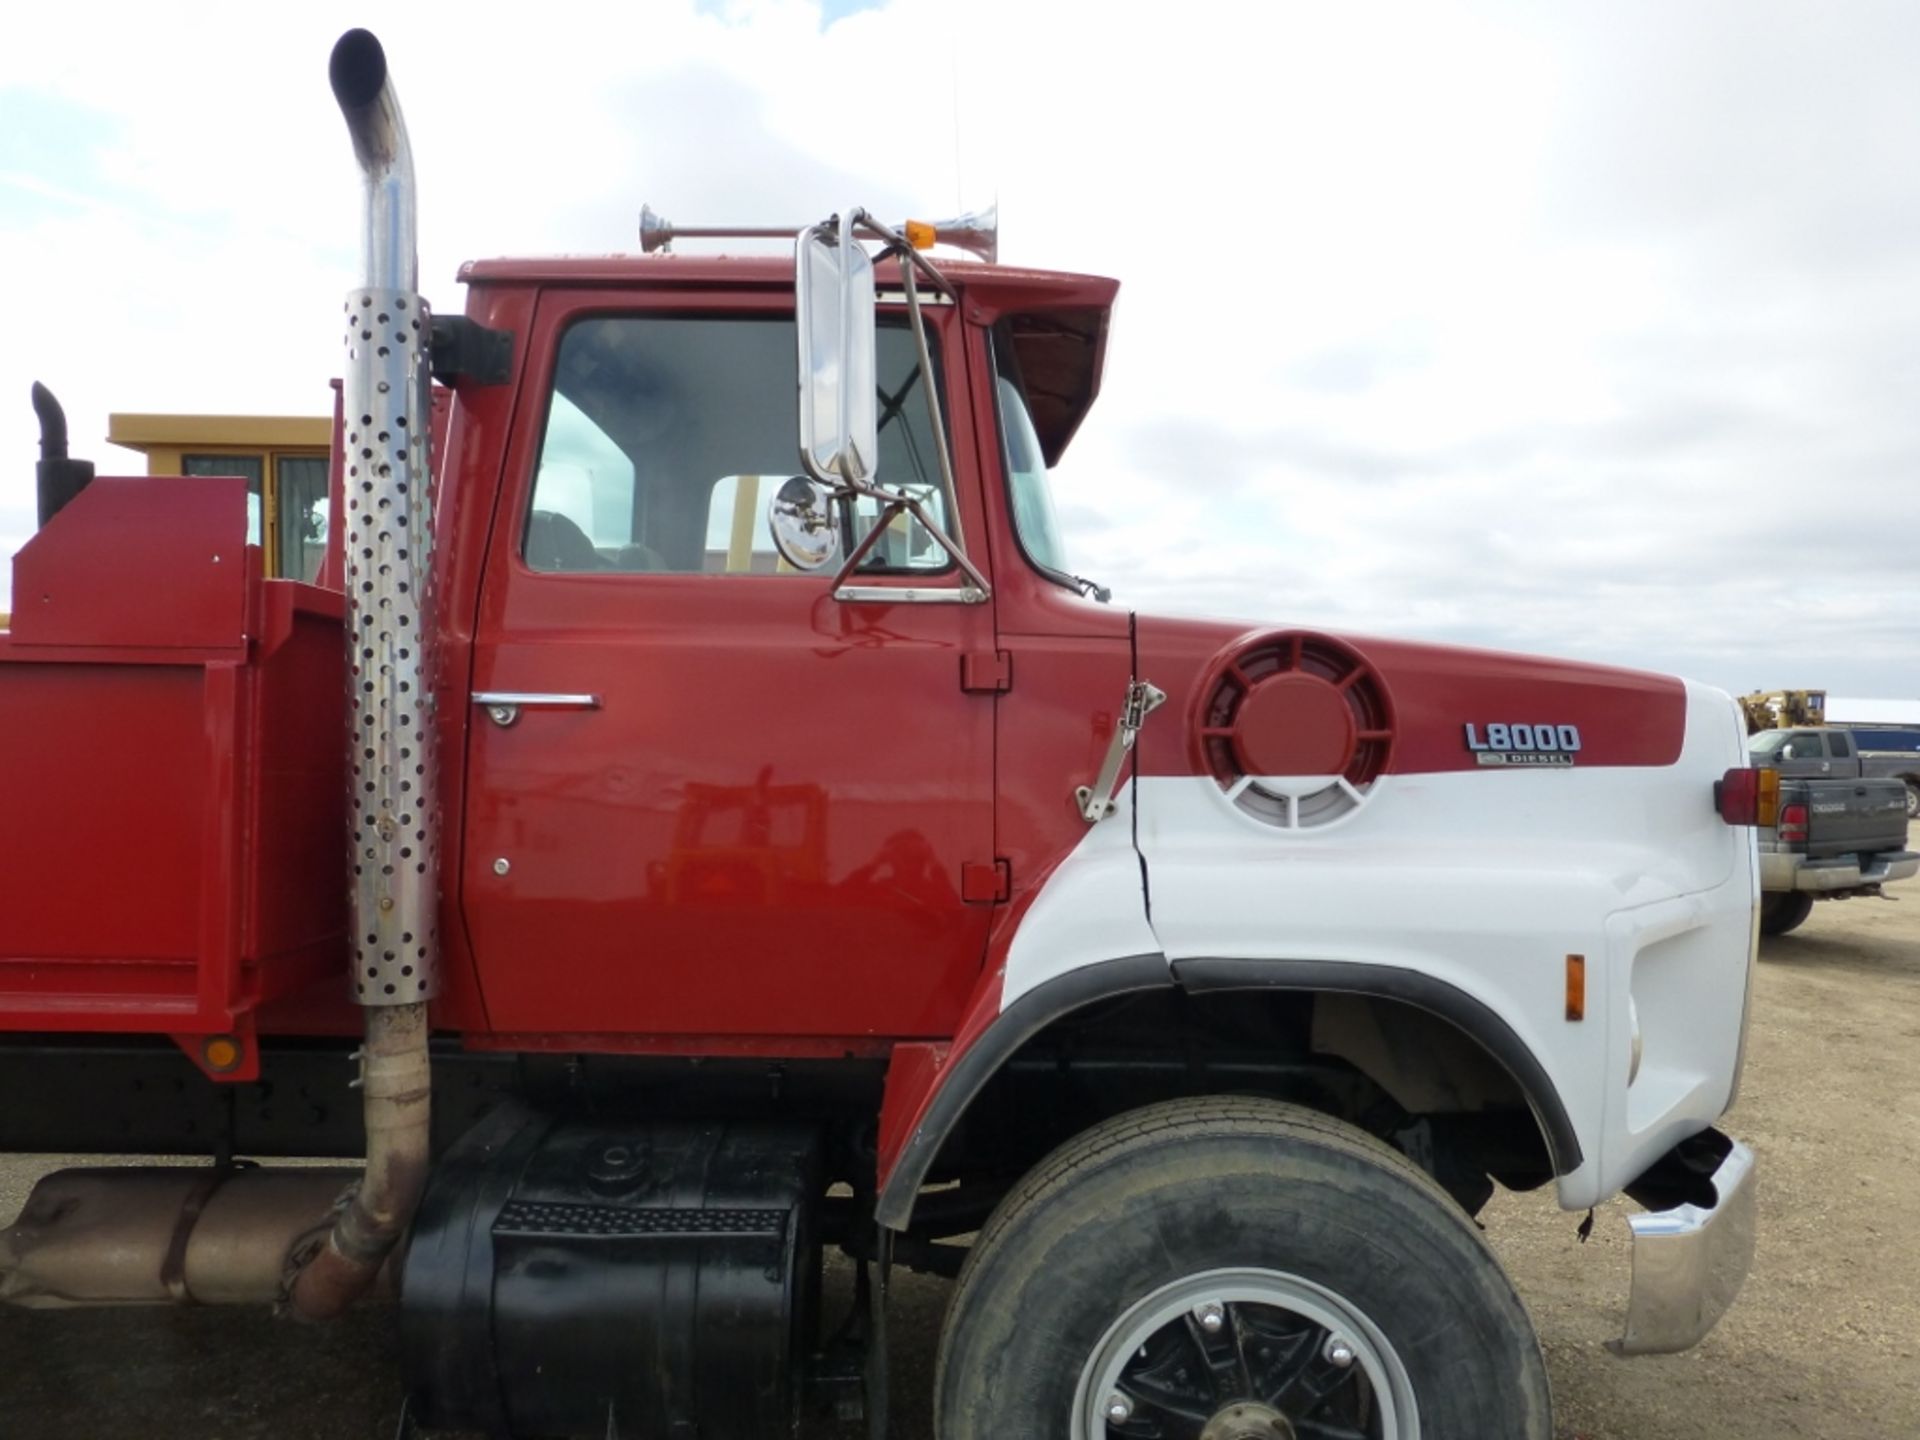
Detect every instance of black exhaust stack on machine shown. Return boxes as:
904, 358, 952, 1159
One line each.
30, 382, 93, 528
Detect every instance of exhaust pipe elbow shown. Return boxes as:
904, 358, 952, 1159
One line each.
330, 27, 417, 294
287, 1006, 432, 1320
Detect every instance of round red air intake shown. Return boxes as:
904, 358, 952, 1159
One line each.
1194, 631, 1397, 827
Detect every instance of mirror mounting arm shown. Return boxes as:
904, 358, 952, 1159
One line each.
823, 483, 992, 602
852, 209, 961, 301
825, 493, 903, 586
896, 248, 966, 546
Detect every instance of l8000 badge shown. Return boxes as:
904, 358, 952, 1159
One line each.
1463, 723, 1581, 767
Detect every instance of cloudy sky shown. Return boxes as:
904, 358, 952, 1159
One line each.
2, 0, 1915, 702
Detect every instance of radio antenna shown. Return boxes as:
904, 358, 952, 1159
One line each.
951, 48, 964, 213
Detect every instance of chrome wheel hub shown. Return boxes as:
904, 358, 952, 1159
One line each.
1073, 1268, 1419, 1439
1200, 1400, 1295, 1440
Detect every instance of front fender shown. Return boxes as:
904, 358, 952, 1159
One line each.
872, 947, 1587, 1231
875, 951, 1169, 1230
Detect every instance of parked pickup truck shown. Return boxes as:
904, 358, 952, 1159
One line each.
1836, 724, 1920, 818
1748, 727, 1918, 933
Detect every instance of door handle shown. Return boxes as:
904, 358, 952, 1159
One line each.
472, 692, 602, 727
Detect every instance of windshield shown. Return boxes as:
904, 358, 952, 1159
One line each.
993, 365, 1071, 580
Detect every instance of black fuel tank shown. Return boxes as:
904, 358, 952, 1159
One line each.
401, 1104, 822, 1438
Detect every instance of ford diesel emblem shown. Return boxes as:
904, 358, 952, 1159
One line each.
1464, 722, 1582, 767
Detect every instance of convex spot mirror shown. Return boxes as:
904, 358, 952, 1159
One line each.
796, 214, 878, 486
768, 475, 841, 571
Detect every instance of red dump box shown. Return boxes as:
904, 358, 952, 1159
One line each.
0, 475, 346, 1079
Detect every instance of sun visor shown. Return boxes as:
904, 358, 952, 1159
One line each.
1004, 306, 1112, 467
958, 268, 1118, 467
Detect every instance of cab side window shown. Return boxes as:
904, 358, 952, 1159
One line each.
1828, 732, 1853, 759
1780, 733, 1827, 760
525, 393, 638, 569
523, 315, 952, 574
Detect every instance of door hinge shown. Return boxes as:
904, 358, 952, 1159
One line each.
960, 858, 1012, 904
961, 650, 1013, 693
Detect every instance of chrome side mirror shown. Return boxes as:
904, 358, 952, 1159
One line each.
796, 213, 877, 486
767, 475, 841, 571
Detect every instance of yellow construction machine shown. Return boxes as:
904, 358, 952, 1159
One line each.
1737, 689, 1827, 734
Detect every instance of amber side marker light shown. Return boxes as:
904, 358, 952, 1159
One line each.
1565, 954, 1586, 1022
202, 1036, 243, 1073
904, 219, 937, 250
1715, 766, 1779, 827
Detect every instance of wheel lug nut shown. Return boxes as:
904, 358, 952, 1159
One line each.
1324, 1334, 1356, 1368
1105, 1392, 1133, 1423
1194, 1301, 1226, 1333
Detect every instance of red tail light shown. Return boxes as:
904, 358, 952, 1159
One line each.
1777, 802, 1808, 844
1716, 767, 1780, 826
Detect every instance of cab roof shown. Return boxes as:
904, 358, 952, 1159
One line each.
456, 254, 1118, 464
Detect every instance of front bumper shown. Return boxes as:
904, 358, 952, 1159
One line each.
1759, 848, 1918, 893
1615, 1138, 1758, 1355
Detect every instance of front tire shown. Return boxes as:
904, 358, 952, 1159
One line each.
935, 1097, 1551, 1440
1760, 891, 1815, 936
1904, 779, 1919, 821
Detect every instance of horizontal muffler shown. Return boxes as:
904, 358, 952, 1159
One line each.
0, 1167, 357, 1308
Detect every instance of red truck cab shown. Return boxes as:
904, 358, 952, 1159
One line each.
0, 31, 1763, 1440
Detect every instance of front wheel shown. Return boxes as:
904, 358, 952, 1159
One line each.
1904, 780, 1919, 821
935, 1097, 1551, 1440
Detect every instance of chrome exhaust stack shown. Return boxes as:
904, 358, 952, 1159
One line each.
0, 30, 438, 1322
287, 26, 439, 1321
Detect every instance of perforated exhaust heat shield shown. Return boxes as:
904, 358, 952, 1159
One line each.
344, 290, 437, 1004
335, 26, 438, 1006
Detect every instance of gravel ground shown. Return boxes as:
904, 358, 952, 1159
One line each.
2, 881, 1915, 1439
